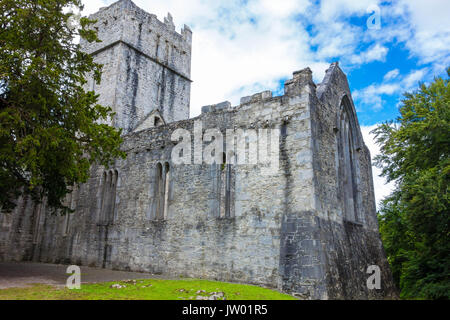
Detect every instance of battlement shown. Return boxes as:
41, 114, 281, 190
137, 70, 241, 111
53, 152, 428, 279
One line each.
201, 68, 317, 115
239, 91, 273, 105
80, 0, 192, 132
81, 0, 192, 79
201, 101, 233, 114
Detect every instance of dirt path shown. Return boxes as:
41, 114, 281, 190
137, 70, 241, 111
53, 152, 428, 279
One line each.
0, 262, 166, 289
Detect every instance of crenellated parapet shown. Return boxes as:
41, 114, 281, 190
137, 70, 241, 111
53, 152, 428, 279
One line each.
202, 68, 318, 115
81, 0, 192, 80
81, 0, 192, 133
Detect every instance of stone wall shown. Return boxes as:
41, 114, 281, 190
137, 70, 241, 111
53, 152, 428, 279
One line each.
310, 63, 397, 299
0, 68, 315, 288
0, 68, 396, 299
0, 65, 396, 298
0, 0, 397, 299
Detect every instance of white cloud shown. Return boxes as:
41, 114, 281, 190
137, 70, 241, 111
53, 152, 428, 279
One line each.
403, 68, 428, 89
248, 0, 312, 18
315, 0, 381, 22
353, 67, 429, 111
353, 83, 399, 111
383, 69, 399, 81
81, 0, 110, 16
397, 0, 450, 65
310, 21, 362, 61
350, 44, 388, 65
80, 0, 449, 118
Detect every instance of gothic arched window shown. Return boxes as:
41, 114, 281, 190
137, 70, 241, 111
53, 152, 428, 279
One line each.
99, 170, 118, 225
33, 201, 44, 244
337, 97, 361, 223
154, 162, 170, 220
163, 162, 170, 220
219, 153, 233, 218
63, 185, 78, 236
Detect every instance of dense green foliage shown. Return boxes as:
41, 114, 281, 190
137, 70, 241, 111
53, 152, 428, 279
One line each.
0, 279, 297, 300
373, 68, 450, 299
0, 0, 125, 213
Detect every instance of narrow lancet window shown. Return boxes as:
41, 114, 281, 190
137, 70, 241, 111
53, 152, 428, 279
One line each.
154, 162, 170, 220
163, 163, 170, 220
99, 170, 118, 225
33, 202, 44, 244
338, 99, 361, 223
155, 163, 163, 219
0, 203, 13, 230
219, 153, 233, 218
62, 185, 78, 236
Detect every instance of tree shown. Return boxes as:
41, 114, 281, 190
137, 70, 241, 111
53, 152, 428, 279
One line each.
373, 68, 450, 299
0, 0, 125, 214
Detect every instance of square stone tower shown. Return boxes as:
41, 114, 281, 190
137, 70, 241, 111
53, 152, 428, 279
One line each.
80, 0, 192, 133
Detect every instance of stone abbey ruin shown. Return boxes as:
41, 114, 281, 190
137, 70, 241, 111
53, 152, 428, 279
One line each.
0, 0, 396, 299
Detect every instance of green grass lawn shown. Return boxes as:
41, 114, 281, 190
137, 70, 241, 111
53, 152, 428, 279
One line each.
0, 278, 297, 300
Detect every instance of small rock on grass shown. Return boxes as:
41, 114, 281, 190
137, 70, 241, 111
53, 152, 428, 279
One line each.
209, 292, 225, 298
123, 279, 137, 285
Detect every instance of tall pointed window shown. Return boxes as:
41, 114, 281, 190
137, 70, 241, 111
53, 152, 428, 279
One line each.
33, 201, 44, 244
219, 153, 234, 218
63, 186, 78, 236
0, 206, 4, 228
0, 205, 13, 230
163, 163, 170, 220
154, 162, 170, 220
99, 170, 118, 225
337, 98, 361, 223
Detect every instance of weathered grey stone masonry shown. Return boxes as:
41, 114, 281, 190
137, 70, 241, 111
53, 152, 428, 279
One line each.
0, 0, 397, 299
81, 0, 192, 133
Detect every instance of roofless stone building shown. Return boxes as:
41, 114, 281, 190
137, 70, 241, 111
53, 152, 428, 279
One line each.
0, 0, 397, 299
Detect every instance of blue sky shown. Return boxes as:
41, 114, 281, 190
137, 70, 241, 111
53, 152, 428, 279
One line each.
81, 0, 450, 205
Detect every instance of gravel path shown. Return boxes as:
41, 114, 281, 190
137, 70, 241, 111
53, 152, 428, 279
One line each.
0, 262, 166, 289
